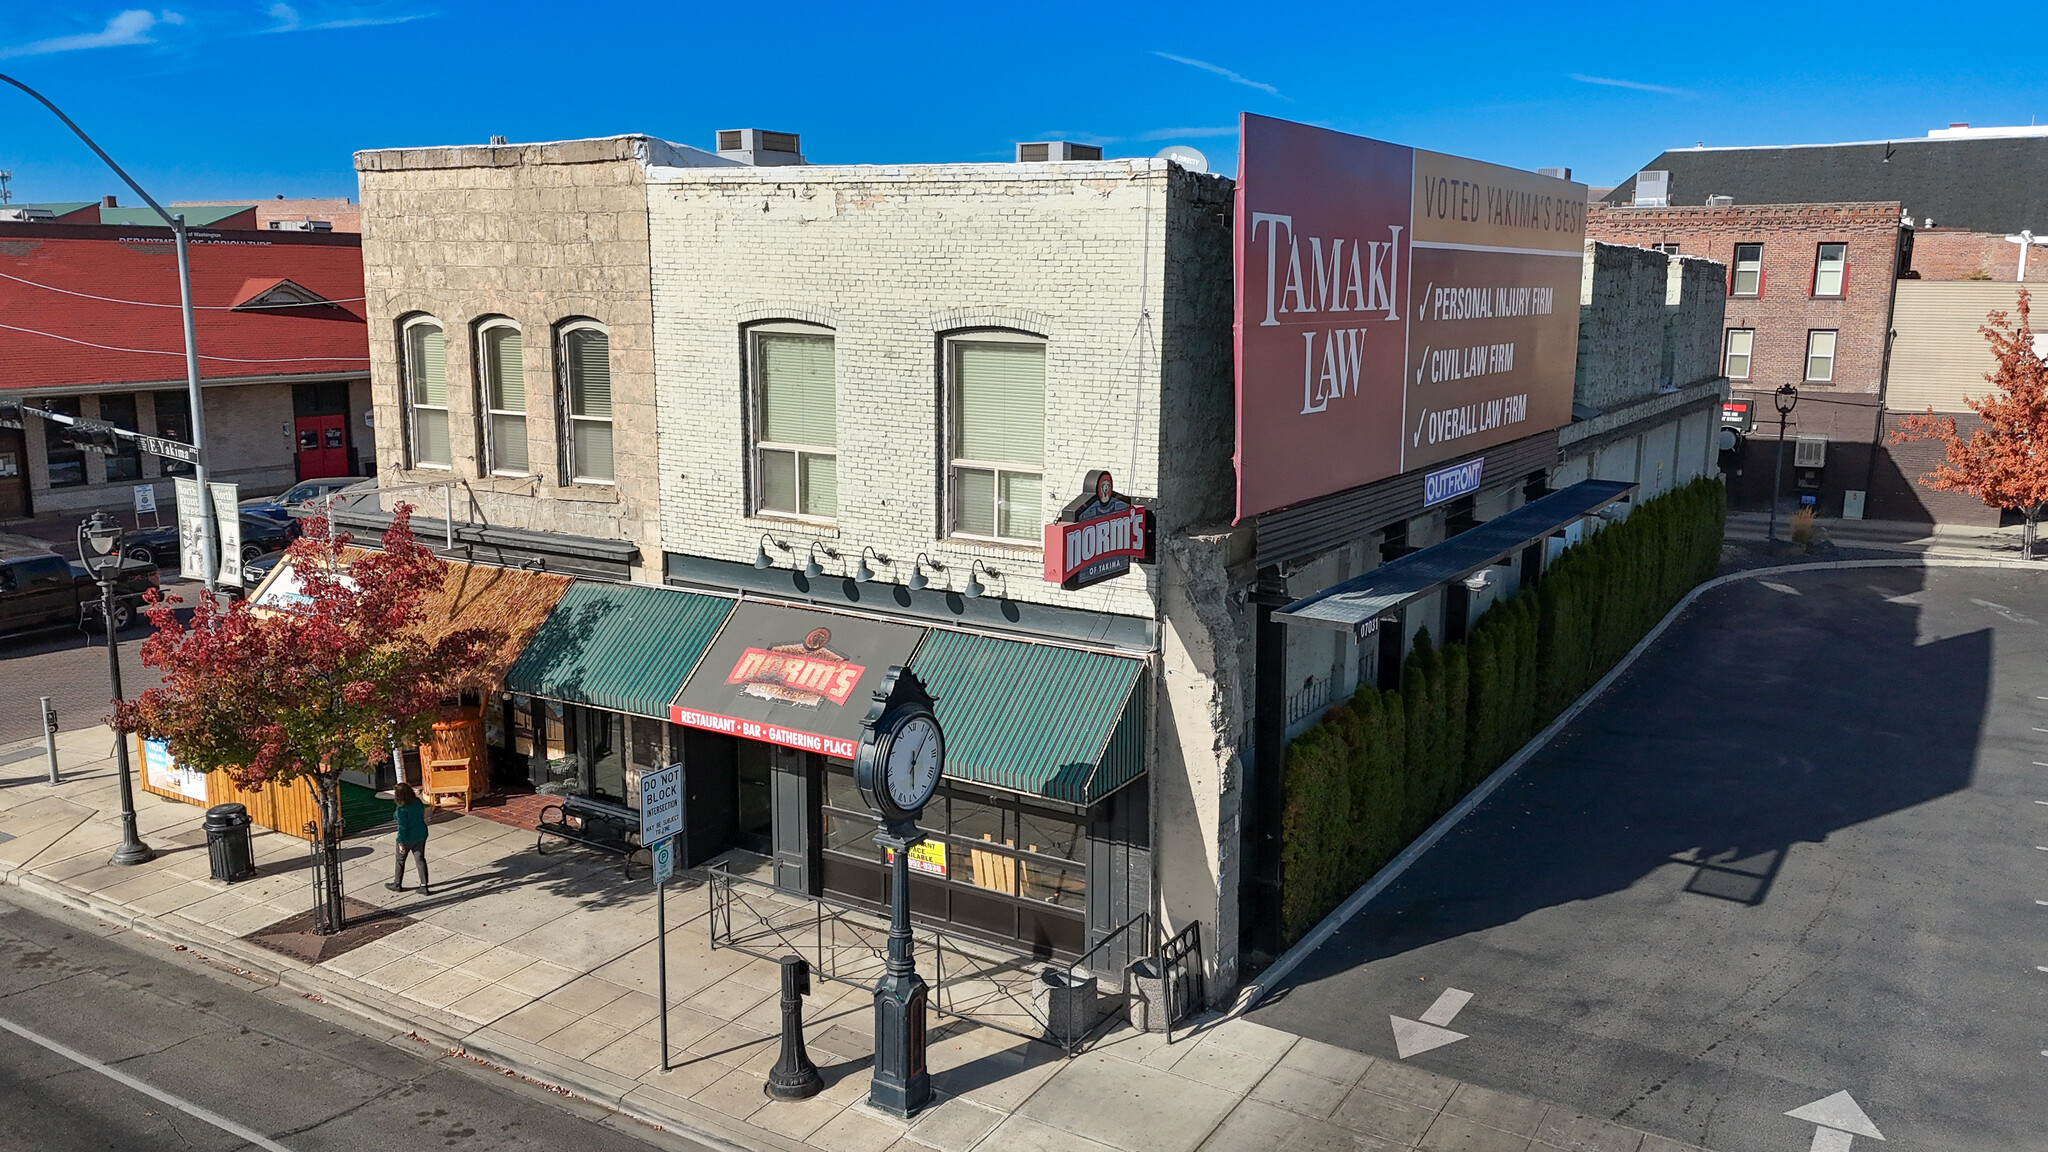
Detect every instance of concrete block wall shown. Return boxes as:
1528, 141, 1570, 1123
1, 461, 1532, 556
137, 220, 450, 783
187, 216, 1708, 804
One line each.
1576, 241, 1673, 409
354, 137, 670, 578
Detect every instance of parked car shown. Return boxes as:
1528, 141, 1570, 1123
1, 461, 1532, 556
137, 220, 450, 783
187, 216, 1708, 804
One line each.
241, 477, 364, 522
235, 549, 289, 598
121, 511, 297, 568
0, 534, 158, 636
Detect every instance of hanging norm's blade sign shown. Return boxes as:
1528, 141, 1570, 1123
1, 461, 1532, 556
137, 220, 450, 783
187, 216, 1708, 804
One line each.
1232, 114, 1587, 520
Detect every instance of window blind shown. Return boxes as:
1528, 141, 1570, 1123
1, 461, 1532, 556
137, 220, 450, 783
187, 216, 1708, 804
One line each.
758, 334, 835, 448
567, 329, 611, 418
954, 342, 1044, 467
484, 327, 525, 412
409, 325, 447, 405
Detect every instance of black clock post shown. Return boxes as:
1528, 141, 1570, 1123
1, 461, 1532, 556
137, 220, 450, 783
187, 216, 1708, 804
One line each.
869, 816, 930, 1117
854, 666, 944, 1119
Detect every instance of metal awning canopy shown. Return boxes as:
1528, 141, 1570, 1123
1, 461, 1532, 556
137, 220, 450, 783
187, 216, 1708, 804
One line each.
1274, 479, 1638, 634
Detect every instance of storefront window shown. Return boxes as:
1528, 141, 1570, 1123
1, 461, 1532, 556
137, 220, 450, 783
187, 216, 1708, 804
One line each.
1020, 864, 1085, 909
824, 809, 884, 860
627, 716, 666, 809
99, 394, 142, 482
43, 397, 85, 488
538, 701, 578, 794
1018, 808, 1083, 863
587, 711, 626, 805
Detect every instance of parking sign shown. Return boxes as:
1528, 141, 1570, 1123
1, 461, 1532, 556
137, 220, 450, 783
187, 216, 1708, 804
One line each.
651, 837, 675, 885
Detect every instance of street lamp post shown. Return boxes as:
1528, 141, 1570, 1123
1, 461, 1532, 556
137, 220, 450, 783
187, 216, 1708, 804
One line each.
1768, 383, 1801, 546
3, 73, 218, 596
80, 512, 155, 866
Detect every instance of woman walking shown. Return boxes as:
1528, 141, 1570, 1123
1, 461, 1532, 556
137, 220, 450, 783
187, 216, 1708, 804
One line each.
387, 783, 431, 895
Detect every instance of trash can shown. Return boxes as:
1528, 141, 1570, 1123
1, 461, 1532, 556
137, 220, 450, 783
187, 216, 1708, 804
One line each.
1036, 967, 1099, 1047
1126, 956, 1169, 1033
203, 803, 256, 882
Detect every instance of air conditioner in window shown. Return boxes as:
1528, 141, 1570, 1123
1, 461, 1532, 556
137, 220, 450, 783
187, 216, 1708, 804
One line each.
1793, 436, 1827, 468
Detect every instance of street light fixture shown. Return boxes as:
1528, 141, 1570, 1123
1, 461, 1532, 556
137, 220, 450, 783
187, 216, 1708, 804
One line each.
1768, 383, 1801, 546
78, 512, 155, 867
4, 73, 218, 596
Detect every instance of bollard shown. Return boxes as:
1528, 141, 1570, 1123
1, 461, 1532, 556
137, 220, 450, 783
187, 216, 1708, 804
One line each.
765, 954, 823, 1100
41, 698, 59, 785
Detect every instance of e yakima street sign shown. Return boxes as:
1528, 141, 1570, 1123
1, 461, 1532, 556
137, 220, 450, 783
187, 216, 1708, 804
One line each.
1233, 114, 1586, 520
1042, 469, 1156, 590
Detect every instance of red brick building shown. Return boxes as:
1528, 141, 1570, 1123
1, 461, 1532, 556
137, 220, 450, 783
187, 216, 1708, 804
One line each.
0, 219, 370, 524
1588, 202, 1916, 520
1909, 228, 2048, 283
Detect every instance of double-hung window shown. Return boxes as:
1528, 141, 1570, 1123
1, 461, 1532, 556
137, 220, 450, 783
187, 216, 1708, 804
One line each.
1813, 243, 1847, 296
948, 336, 1045, 541
1805, 331, 1838, 382
1723, 329, 1755, 380
402, 319, 450, 468
561, 323, 613, 483
478, 321, 527, 475
1731, 244, 1763, 296
750, 326, 836, 520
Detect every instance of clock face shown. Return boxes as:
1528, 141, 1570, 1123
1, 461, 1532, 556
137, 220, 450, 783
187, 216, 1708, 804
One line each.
884, 713, 943, 813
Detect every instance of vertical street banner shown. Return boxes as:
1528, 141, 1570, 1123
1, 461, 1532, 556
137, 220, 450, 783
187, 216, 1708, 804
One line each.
209, 482, 242, 587
172, 476, 208, 582
1233, 114, 1586, 520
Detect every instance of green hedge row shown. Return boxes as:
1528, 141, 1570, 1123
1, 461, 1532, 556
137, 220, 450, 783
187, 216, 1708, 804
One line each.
1279, 476, 1725, 943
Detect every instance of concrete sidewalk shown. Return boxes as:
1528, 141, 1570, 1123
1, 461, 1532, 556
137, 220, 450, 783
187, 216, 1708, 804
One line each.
1723, 510, 2043, 561
0, 725, 1713, 1152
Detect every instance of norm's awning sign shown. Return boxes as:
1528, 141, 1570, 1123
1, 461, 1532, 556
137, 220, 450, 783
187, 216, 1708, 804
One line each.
670, 602, 925, 760
1042, 469, 1156, 590
1233, 114, 1587, 520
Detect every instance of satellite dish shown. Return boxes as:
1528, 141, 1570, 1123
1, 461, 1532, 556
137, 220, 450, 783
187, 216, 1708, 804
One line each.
1153, 145, 1209, 173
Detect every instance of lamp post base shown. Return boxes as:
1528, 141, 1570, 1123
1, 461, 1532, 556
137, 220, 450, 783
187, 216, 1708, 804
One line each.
111, 834, 157, 866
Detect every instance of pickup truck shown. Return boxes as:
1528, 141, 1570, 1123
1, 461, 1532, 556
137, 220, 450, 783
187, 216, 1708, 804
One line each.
0, 536, 160, 637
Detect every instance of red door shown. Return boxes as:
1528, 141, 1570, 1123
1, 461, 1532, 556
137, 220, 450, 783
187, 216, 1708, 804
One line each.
294, 415, 349, 480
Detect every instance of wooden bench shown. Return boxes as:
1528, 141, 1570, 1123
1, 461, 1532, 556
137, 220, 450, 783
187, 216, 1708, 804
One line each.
535, 795, 649, 875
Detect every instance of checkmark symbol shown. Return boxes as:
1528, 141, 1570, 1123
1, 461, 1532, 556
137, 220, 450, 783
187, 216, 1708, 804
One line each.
1418, 282, 1433, 321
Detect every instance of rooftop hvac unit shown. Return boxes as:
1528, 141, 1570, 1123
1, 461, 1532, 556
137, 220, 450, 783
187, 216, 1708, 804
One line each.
1536, 166, 1572, 180
1794, 436, 1828, 468
1633, 170, 1670, 207
1015, 141, 1103, 162
714, 129, 805, 167
1705, 194, 1735, 207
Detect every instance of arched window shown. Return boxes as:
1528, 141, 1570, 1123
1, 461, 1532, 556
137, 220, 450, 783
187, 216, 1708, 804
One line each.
747, 321, 836, 519
401, 317, 449, 468
945, 330, 1044, 540
477, 318, 527, 475
560, 322, 613, 483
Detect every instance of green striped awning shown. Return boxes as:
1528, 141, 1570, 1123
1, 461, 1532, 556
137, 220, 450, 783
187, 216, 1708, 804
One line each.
908, 629, 1145, 806
506, 582, 734, 719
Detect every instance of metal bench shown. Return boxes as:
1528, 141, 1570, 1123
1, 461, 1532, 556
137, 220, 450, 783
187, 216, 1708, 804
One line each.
535, 795, 649, 875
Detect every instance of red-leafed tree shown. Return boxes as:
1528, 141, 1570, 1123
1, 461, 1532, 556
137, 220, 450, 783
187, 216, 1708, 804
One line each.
116, 507, 499, 933
1893, 289, 2048, 557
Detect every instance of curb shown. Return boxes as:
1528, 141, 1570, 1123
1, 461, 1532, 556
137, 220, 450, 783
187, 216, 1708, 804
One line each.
0, 862, 803, 1152
1235, 554, 2038, 1010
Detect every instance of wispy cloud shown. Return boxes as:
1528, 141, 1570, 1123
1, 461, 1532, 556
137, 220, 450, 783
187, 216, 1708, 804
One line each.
1153, 51, 1285, 99
266, 3, 434, 33
0, 9, 180, 58
1568, 73, 1688, 96
1135, 125, 1238, 141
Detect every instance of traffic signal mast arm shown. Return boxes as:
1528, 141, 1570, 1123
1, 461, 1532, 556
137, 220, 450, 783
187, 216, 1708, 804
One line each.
0, 400, 200, 463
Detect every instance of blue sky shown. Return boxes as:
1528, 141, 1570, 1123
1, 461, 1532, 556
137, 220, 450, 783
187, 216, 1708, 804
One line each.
2, 1, 2044, 204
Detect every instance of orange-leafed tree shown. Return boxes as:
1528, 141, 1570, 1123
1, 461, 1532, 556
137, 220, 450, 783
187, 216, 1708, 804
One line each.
1892, 289, 2048, 557
115, 507, 499, 934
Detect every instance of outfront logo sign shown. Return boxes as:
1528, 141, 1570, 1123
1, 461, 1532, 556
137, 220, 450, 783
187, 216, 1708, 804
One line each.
1233, 114, 1585, 520
1422, 459, 1484, 507
1042, 470, 1156, 590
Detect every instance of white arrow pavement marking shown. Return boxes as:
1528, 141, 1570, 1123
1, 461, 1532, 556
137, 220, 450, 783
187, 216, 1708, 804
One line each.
1390, 987, 1472, 1059
1786, 1091, 1885, 1150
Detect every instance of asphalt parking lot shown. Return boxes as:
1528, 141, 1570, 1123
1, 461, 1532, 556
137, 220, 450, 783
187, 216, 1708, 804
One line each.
1250, 565, 2048, 1152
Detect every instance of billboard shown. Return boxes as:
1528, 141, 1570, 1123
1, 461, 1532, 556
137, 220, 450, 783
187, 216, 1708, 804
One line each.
1234, 114, 1586, 519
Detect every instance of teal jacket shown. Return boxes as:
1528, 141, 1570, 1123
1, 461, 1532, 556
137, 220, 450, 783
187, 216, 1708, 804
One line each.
394, 800, 429, 845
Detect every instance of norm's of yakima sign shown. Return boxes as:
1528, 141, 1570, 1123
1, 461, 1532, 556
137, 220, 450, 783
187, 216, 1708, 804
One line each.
1233, 113, 1587, 520
1042, 470, 1155, 590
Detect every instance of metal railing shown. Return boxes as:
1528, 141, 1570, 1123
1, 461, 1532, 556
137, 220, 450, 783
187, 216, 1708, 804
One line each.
1158, 920, 1205, 1042
703, 862, 1139, 1055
